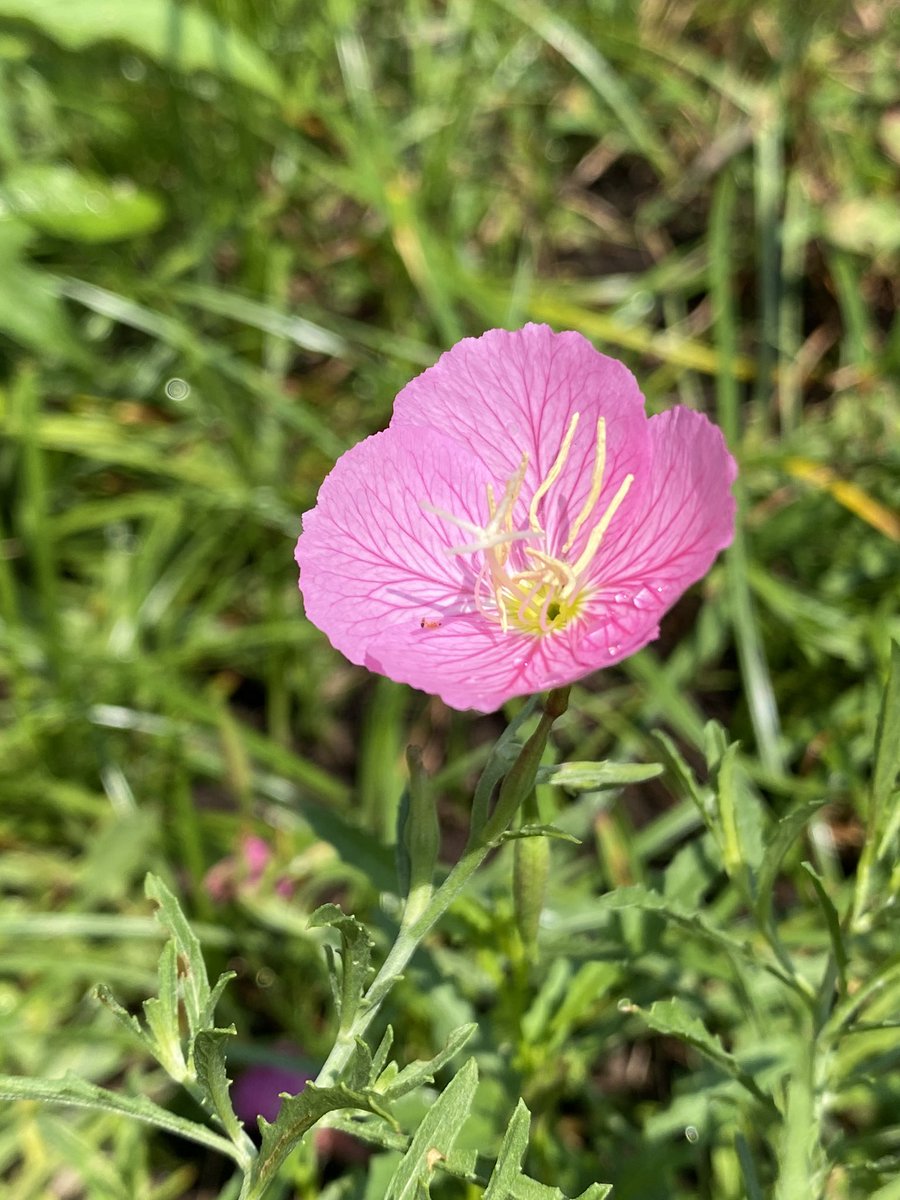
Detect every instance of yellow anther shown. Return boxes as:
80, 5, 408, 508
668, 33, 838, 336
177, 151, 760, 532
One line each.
570, 473, 634, 580
563, 418, 606, 554
528, 412, 580, 531
424, 411, 635, 639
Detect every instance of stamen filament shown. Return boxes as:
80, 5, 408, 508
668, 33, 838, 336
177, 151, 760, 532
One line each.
570, 472, 634, 580
528, 413, 580, 531
562, 418, 606, 553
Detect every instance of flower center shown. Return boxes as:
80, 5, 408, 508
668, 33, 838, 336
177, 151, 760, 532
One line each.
425, 413, 634, 637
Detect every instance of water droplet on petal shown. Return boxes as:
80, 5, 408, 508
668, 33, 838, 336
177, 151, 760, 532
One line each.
631, 585, 657, 610
614, 591, 628, 604
607, 644, 620, 657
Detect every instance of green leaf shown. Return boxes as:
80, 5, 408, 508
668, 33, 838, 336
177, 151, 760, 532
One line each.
344, 1038, 374, 1092
385, 1058, 479, 1200
483, 1099, 530, 1200
633, 999, 774, 1111
251, 1083, 394, 1195
536, 760, 663, 791
754, 800, 828, 928
653, 732, 711, 819
710, 740, 767, 881
873, 639, 900, 817
144, 873, 209, 1037
800, 861, 847, 997
193, 1027, 251, 1159
142, 939, 188, 1080
371, 1026, 395, 1081
93, 983, 155, 1055
309, 904, 374, 1033
0, 220, 86, 361
496, 823, 580, 846
0, 0, 282, 99
469, 698, 540, 835
510, 1179, 612, 1200
0, 1073, 242, 1163
378, 1023, 477, 1101
1, 164, 164, 243
202, 970, 238, 1030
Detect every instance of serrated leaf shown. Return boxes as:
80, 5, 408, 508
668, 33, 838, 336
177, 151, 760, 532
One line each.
536, 760, 663, 791
145, 874, 210, 1037
385, 1058, 479, 1200
309, 904, 374, 1032
379, 1024, 477, 1101
550, 885, 797, 996
0, 0, 282, 100
638, 998, 736, 1071
510, 1179, 612, 1200
193, 1027, 249, 1157
201, 970, 237, 1030
142, 939, 188, 1079
0, 1073, 241, 1163
483, 1099, 530, 1199
344, 1038, 374, 1091
93, 983, 154, 1054
371, 1026, 395, 1080
251, 1082, 394, 1195
2, 164, 164, 243
635, 999, 774, 1110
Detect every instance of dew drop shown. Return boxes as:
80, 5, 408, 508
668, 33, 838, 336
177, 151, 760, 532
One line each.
631, 585, 656, 610
607, 644, 620, 657
616, 997, 633, 1013
613, 591, 628, 604
685, 1125, 699, 1144
165, 378, 191, 402
121, 55, 146, 82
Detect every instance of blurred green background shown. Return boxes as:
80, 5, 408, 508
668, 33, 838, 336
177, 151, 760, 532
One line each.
1, 1, 899, 1198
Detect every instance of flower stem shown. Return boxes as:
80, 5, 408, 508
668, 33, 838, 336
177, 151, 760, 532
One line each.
315, 687, 570, 1087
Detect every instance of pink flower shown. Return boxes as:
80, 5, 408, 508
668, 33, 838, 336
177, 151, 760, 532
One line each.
295, 325, 736, 712
203, 835, 294, 903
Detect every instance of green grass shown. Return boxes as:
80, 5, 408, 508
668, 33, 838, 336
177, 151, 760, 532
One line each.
0, 1, 899, 1198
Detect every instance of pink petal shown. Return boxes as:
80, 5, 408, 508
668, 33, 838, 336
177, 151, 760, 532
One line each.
295, 425, 494, 670
363, 610, 637, 712
391, 324, 650, 551
589, 407, 737, 607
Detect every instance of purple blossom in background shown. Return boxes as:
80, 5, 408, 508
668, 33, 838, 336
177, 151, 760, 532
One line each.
232, 1063, 312, 1126
232, 1058, 369, 1162
296, 324, 737, 711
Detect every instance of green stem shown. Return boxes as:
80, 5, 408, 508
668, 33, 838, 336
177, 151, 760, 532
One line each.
315, 687, 569, 1087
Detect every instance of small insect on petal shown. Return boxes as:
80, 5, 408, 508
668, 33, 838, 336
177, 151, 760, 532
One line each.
420, 618, 442, 629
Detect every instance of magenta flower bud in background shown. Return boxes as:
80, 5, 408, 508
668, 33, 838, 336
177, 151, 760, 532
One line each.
232, 1063, 312, 1126
295, 324, 737, 711
232, 1058, 369, 1163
